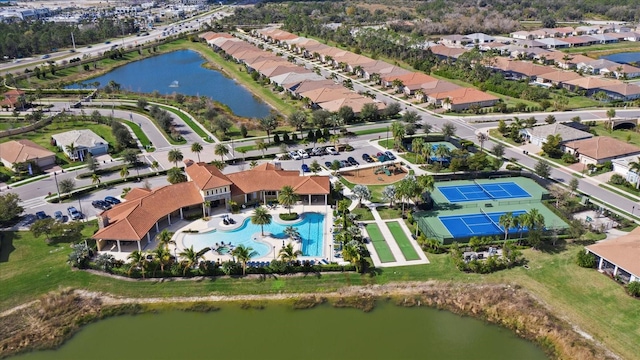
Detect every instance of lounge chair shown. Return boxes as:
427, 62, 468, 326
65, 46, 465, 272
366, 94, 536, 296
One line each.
228, 218, 236, 224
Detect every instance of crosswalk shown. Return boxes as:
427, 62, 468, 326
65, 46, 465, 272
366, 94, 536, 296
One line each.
20, 196, 48, 209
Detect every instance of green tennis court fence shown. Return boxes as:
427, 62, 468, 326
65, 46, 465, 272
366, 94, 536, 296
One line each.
496, 199, 538, 206
417, 217, 447, 241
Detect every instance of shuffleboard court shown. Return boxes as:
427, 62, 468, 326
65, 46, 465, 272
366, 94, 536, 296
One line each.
438, 181, 531, 203
385, 221, 420, 261
365, 224, 396, 263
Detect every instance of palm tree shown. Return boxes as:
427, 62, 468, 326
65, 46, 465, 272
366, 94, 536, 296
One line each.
278, 185, 298, 214
127, 250, 147, 278
232, 244, 258, 276
498, 212, 515, 240
629, 157, 640, 188
256, 140, 268, 158
251, 206, 272, 236
434, 145, 451, 166
179, 245, 206, 276
442, 122, 457, 141
191, 142, 203, 162
477, 132, 488, 151
167, 148, 183, 167
391, 121, 405, 151
342, 241, 364, 273
157, 229, 175, 249
151, 160, 160, 173
119, 166, 129, 180
422, 144, 433, 164
411, 138, 425, 163
284, 225, 300, 242
91, 173, 101, 187
65, 142, 77, 161
279, 242, 301, 263
606, 108, 616, 131
214, 143, 230, 162
153, 247, 171, 274
237, 148, 248, 163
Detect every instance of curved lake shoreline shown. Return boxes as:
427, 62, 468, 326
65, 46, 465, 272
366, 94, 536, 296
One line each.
0, 282, 616, 360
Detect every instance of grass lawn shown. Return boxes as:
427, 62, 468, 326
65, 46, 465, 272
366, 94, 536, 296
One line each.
0, 119, 119, 165
119, 119, 151, 148
562, 41, 640, 57
376, 206, 403, 220
590, 124, 640, 146
364, 223, 396, 263
157, 104, 211, 142
352, 127, 387, 136
385, 221, 420, 261
0, 121, 28, 130
1, 228, 640, 359
367, 184, 387, 203
351, 207, 374, 221
488, 129, 522, 147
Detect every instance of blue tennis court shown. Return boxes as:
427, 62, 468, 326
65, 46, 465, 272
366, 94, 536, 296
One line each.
440, 210, 528, 238
438, 181, 531, 203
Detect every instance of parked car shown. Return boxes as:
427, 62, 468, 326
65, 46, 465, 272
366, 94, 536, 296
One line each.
301, 164, 310, 173
92, 200, 111, 210
339, 160, 349, 168
67, 206, 82, 220
41, 54, 50, 59
347, 157, 358, 166
324, 161, 332, 168
289, 151, 301, 160
35, 211, 48, 220
54, 211, 64, 222
326, 146, 339, 155
362, 153, 373, 163
297, 149, 309, 159
311, 147, 325, 156
104, 196, 121, 205
384, 151, 396, 160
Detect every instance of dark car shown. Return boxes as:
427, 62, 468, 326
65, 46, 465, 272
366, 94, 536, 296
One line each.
347, 157, 358, 166
104, 196, 121, 205
92, 200, 111, 210
362, 153, 373, 163
301, 164, 310, 173
35, 211, 48, 220
324, 161, 332, 168
339, 160, 349, 168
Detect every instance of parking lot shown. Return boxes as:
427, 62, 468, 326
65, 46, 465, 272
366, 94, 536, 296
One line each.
273, 142, 400, 173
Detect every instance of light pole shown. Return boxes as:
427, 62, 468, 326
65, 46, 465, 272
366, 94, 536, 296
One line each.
386, 126, 389, 149
53, 171, 61, 203
273, 246, 276, 260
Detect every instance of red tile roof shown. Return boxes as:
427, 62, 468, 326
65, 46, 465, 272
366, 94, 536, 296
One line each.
185, 162, 232, 190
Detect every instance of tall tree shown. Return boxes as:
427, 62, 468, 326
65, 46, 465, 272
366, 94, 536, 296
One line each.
232, 244, 258, 276
191, 142, 203, 162
251, 206, 272, 236
278, 242, 301, 263
498, 212, 515, 241
278, 185, 298, 214
259, 113, 279, 143
167, 148, 184, 167
157, 229, 175, 249
442, 122, 457, 140
214, 143, 230, 162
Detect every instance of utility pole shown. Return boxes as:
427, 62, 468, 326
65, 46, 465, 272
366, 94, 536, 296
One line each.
71, 32, 76, 51
53, 171, 61, 203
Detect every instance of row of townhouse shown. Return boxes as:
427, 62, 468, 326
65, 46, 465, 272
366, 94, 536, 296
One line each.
251, 28, 498, 111
510, 25, 637, 40
200, 31, 386, 115
488, 56, 640, 101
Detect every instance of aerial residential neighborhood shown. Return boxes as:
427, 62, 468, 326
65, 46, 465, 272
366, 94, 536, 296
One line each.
1, 0, 640, 359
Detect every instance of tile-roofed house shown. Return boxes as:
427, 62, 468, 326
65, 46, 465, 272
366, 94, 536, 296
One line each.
226, 163, 330, 205
288, 79, 339, 96
563, 77, 622, 95
465, 33, 495, 44
0, 139, 56, 169
586, 226, 640, 283
563, 136, 640, 165
93, 181, 205, 249
428, 88, 498, 111
440, 35, 472, 46
520, 123, 593, 147
577, 59, 621, 75
550, 27, 575, 37
416, 80, 462, 102
589, 34, 618, 44
537, 51, 592, 69
598, 83, 640, 101
318, 97, 385, 114
51, 129, 109, 161
537, 38, 570, 49
515, 39, 546, 48
490, 57, 550, 79
561, 36, 596, 47
299, 87, 359, 105
272, 72, 324, 88
0, 89, 26, 109
602, 63, 640, 79
510, 30, 532, 40
428, 45, 468, 60
535, 70, 583, 86
381, 72, 437, 94
360, 60, 396, 79
261, 64, 304, 78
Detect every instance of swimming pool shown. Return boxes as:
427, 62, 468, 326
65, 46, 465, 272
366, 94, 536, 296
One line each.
182, 213, 326, 258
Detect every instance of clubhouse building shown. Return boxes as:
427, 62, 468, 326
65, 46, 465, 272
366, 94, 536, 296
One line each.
93, 161, 330, 252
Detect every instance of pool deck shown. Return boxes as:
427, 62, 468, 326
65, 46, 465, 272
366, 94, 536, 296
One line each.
173, 204, 332, 263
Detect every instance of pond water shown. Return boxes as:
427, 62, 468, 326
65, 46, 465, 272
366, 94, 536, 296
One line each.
71, 50, 272, 118
602, 52, 640, 65
13, 301, 547, 360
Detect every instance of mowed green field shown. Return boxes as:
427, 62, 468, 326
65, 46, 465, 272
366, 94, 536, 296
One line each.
386, 221, 420, 261
365, 223, 396, 263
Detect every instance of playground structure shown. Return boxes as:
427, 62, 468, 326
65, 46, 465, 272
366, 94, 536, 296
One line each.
341, 163, 408, 185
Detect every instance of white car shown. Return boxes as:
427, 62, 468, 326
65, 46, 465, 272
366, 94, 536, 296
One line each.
326, 146, 339, 155
297, 149, 309, 159
289, 151, 301, 160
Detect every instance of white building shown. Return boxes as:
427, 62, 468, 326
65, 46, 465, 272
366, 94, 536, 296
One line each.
51, 129, 109, 161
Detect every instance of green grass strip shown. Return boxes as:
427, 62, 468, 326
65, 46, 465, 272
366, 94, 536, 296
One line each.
120, 120, 151, 147
365, 223, 395, 263
385, 221, 420, 261
157, 105, 212, 142
353, 127, 387, 136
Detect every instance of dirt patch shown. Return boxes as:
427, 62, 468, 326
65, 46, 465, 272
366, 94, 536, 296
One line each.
341, 164, 407, 185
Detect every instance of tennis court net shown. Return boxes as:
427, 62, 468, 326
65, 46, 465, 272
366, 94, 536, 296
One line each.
474, 179, 495, 199
480, 207, 503, 230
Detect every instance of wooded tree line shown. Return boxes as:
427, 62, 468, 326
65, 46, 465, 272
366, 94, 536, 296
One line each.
0, 18, 138, 59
